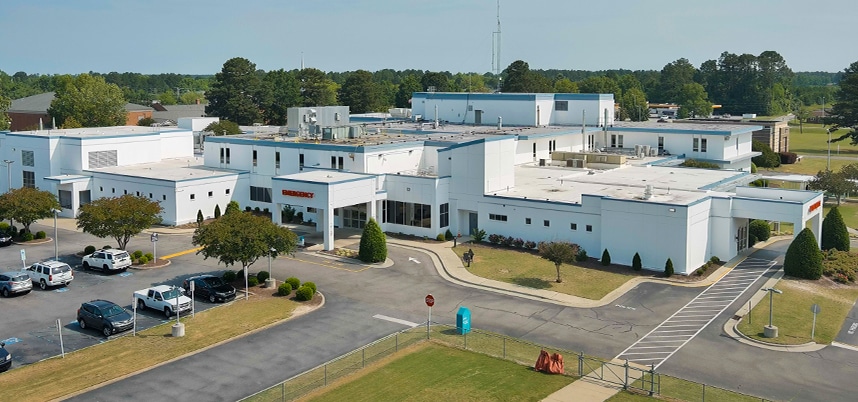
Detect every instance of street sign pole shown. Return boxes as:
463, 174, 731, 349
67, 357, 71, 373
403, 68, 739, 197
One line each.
811, 304, 821, 341
132, 295, 137, 336
150, 233, 159, 262
20, 249, 26, 268
425, 294, 435, 339
190, 280, 195, 318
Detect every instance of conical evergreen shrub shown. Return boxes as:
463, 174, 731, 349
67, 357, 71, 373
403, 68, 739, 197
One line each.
822, 206, 850, 252
784, 227, 823, 279
601, 249, 611, 266
664, 258, 674, 277
359, 218, 387, 263
632, 252, 642, 271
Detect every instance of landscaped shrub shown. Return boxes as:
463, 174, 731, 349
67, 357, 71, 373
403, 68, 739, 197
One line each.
296, 211, 304, 223
214, 204, 222, 219
35, 231, 46, 239
436, 234, 446, 241
22, 232, 34, 241
196, 209, 204, 227
749, 220, 771, 243
488, 234, 502, 244
225, 201, 240, 215
256, 271, 270, 282
277, 282, 293, 296
696, 268, 705, 276
138, 255, 149, 265
445, 229, 454, 241
254, 207, 261, 213
263, 208, 269, 214
145, 253, 154, 261
512, 238, 525, 248
779, 152, 799, 165
286, 277, 301, 291
358, 218, 387, 263
822, 206, 850, 252
784, 227, 823, 279
680, 159, 720, 169
601, 249, 611, 266
132, 250, 144, 260
748, 234, 758, 247
84, 245, 96, 255
709, 256, 720, 264
471, 228, 487, 243
0, 222, 8, 231
752, 140, 780, 168
223, 270, 237, 282
664, 258, 674, 277
822, 250, 857, 283
575, 249, 588, 262
248, 276, 259, 287
502, 236, 514, 247
302, 281, 317, 294
295, 285, 314, 301
750, 162, 757, 173
245, 206, 252, 212
632, 252, 642, 271
103, 245, 112, 249
524, 240, 536, 249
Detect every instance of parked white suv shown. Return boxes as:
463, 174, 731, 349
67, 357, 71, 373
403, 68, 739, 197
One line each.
82, 249, 132, 272
25, 260, 74, 289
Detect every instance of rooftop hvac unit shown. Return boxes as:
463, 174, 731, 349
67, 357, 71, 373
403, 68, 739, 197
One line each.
642, 145, 651, 156
649, 148, 657, 157
566, 159, 584, 168
634, 144, 643, 157
643, 184, 653, 200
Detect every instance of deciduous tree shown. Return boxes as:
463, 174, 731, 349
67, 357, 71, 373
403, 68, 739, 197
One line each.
0, 188, 60, 234
538, 241, 579, 283
807, 168, 857, 205
395, 74, 422, 108
676, 83, 713, 118
297, 68, 338, 107
339, 70, 381, 114
76, 195, 163, 250
48, 74, 126, 128
263, 69, 301, 125
203, 120, 242, 136
0, 94, 10, 131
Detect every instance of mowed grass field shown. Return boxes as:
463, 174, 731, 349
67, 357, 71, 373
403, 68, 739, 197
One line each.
454, 244, 639, 300
788, 123, 858, 156
737, 278, 858, 345
300, 343, 574, 402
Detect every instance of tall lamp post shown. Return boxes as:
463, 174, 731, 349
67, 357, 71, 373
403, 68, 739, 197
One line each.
52, 209, 60, 260
266, 247, 276, 288
761, 287, 783, 338
3, 160, 13, 192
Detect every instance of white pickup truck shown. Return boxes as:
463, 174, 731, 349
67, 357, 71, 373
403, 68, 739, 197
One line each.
133, 285, 192, 318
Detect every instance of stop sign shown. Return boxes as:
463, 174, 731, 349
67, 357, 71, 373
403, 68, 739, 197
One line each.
425, 294, 435, 307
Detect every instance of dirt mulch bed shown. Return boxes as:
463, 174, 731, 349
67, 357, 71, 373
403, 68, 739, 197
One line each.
226, 277, 323, 305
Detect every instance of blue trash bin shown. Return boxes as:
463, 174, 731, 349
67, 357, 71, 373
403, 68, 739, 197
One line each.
456, 306, 471, 334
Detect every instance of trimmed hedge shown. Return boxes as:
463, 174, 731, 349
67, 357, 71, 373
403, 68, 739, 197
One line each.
223, 270, 237, 282
784, 227, 823, 279
749, 220, 771, 243
277, 282, 293, 296
256, 271, 270, 282
35, 231, 46, 239
822, 206, 850, 252
248, 276, 259, 287
779, 152, 798, 165
302, 281, 317, 294
132, 250, 144, 260
295, 285, 314, 301
84, 245, 96, 255
138, 255, 149, 265
285, 277, 300, 291
445, 229, 454, 241
359, 218, 387, 263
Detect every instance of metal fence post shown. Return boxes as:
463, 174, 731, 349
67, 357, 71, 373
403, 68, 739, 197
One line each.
649, 363, 655, 396
624, 359, 629, 390
503, 338, 506, 359
362, 348, 365, 368
281, 382, 285, 402
464, 332, 467, 349
578, 352, 584, 377
324, 364, 327, 386
396, 333, 399, 352
702, 383, 706, 402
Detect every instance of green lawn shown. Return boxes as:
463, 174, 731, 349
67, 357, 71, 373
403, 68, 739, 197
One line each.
762, 157, 853, 176
788, 123, 858, 156
302, 343, 575, 402
824, 202, 858, 229
737, 278, 858, 345
454, 244, 639, 300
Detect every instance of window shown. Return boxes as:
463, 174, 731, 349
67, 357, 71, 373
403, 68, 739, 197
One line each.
532, 143, 536, 158
611, 134, 617, 148
693, 138, 699, 152
112, 188, 115, 193
136, 191, 140, 196
58, 190, 72, 209
208, 191, 213, 198
163, 195, 167, 201
658, 136, 664, 152
383, 200, 432, 228
124, 190, 127, 194
225, 148, 230, 164
22, 171, 35, 188
299, 153, 304, 170
149, 193, 152, 198
307, 207, 317, 213
275, 152, 280, 169
555, 100, 568, 111
525, 218, 532, 225
489, 213, 508, 222
617, 135, 623, 148
190, 194, 195, 200
225, 188, 230, 195
338, 156, 344, 170
22, 150, 34, 167
220, 148, 224, 163
544, 220, 550, 227
249, 186, 272, 203
252, 150, 258, 167
701, 138, 708, 152
99, 186, 103, 192
440, 203, 449, 228
586, 224, 593, 232
79, 190, 91, 205
331, 156, 336, 169
570, 223, 577, 230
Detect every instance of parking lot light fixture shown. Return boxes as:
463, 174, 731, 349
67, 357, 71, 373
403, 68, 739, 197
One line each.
53, 209, 60, 260
761, 287, 783, 327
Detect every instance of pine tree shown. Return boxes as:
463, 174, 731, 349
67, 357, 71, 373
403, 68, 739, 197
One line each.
601, 249, 611, 266
196, 210, 204, 228
214, 204, 222, 219
664, 258, 674, 277
358, 218, 387, 263
821, 206, 850, 251
632, 252, 642, 271
225, 201, 240, 215
784, 227, 823, 279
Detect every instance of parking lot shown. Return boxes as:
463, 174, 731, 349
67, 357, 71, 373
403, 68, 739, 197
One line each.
0, 222, 227, 367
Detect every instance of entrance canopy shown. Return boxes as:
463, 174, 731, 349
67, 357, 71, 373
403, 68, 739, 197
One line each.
272, 170, 385, 250
731, 187, 825, 245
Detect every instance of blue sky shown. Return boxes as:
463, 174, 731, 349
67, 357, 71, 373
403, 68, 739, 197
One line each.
1, 0, 854, 75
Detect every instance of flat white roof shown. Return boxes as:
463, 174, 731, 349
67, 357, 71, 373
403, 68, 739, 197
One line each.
87, 158, 240, 182
496, 164, 742, 205
275, 169, 374, 184
5, 126, 186, 139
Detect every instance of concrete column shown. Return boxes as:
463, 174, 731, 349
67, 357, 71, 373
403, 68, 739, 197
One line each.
809, 212, 822, 247
322, 208, 335, 251
368, 200, 377, 223
272, 203, 282, 225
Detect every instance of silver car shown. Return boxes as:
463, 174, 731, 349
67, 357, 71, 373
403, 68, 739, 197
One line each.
0, 271, 33, 297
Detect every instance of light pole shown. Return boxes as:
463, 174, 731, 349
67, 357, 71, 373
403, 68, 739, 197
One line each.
761, 287, 783, 338
3, 160, 13, 192
266, 247, 276, 288
52, 209, 60, 260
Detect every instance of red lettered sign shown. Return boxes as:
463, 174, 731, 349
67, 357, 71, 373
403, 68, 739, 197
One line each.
808, 200, 821, 213
425, 294, 435, 307
282, 190, 314, 198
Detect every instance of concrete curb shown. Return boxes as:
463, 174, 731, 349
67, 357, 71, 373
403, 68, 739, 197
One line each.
50, 293, 326, 402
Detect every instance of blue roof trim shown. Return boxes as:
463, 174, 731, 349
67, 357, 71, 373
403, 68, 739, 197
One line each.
206, 136, 425, 153
442, 136, 514, 151
518, 128, 602, 139
608, 125, 762, 136
698, 172, 750, 190
553, 93, 612, 101
413, 92, 537, 101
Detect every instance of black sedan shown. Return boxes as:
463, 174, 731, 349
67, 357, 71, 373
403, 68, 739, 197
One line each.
77, 300, 134, 337
183, 275, 237, 303
0, 342, 11, 372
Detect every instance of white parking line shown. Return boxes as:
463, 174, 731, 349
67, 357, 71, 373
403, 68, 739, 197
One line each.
372, 314, 419, 327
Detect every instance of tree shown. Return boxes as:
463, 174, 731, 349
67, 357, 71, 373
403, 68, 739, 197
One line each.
48, 74, 126, 128
263, 69, 301, 125
578, 76, 620, 97
420, 72, 450, 93
632, 252, 642, 271
225, 200, 241, 215
828, 61, 858, 144
619, 88, 648, 121
0, 188, 60, 234
751, 140, 780, 168
297, 68, 338, 106
655, 58, 697, 103
676, 83, 713, 118
539, 241, 579, 283
783, 227, 823, 279
214, 204, 222, 219
807, 169, 857, 205
395, 74, 422, 108
664, 258, 674, 277
821, 206, 850, 252
793, 103, 811, 134
76, 195, 163, 250
203, 120, 242, 136
205, 57, 271, 125
358, 218, 387, 263
0, 94, 10, 131
601, 249, 612, 266
137, 117, 155, 127
749, 220, 771, 245
553, 78, 579, 93
339, 70, 381, 113
193, 211, 298, 294
196, 210, 204, 228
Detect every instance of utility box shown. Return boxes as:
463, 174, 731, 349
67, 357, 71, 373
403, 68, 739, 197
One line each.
456, 306, 471, 335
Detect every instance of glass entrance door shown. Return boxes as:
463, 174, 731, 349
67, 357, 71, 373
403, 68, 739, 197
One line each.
343, 206, 367, 229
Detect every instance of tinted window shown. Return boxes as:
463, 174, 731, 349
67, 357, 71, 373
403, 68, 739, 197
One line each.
103, 305, 125, 317
202, 277, 224, 287
0, 275, 8, 281
52, 265, 71, 274
12, 274, 28, 281
162, 289, 179, 299
113, 251, 130, 260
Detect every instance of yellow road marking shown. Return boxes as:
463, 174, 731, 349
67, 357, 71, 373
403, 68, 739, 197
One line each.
161, 247, 203, 260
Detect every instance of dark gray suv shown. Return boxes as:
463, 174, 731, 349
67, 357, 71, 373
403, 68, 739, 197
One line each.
0, 342, 11, 372
77, 300, 134, 337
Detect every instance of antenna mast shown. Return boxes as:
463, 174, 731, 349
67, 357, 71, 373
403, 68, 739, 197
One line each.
492, 0, 501, 76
